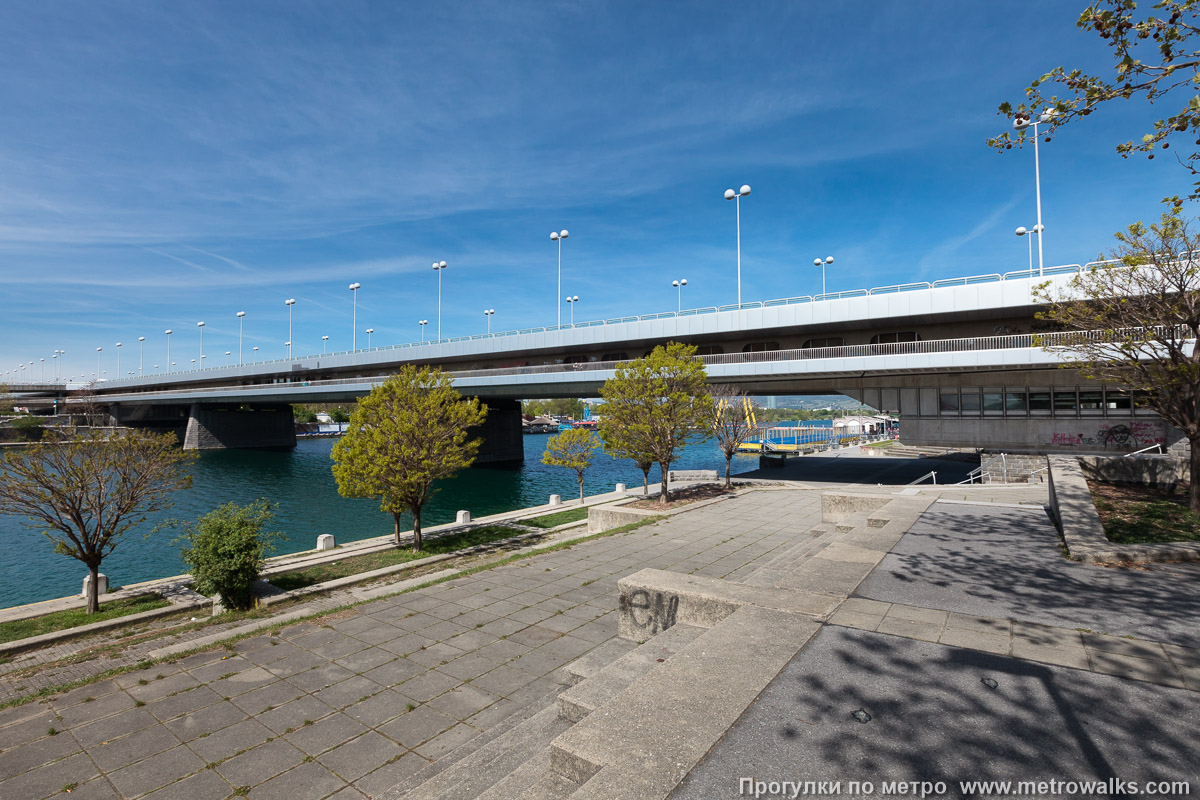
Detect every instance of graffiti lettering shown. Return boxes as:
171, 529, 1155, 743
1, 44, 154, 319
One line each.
1049, 420, 1166, 450
620, 589, 679, 634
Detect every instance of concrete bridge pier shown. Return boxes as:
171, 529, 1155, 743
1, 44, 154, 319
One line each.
183, 403, 297, 451
471, 398, 525, 467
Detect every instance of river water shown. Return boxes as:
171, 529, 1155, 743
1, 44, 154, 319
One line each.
0, 428, 783, 609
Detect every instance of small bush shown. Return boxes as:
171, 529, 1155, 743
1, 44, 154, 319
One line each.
178, 500, 281, 610
10, 415, 44, 441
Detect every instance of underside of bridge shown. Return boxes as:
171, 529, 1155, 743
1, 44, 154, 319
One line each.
106, 397, 526, 462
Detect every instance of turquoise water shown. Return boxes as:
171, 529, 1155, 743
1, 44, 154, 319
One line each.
0, 432, 764, 609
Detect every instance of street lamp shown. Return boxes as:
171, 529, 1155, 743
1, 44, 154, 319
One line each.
431, 263, 447, 340
484, 309, 495, 334
566, 295, 579, 325
285, 298, 296, 358
322, 335, 329, 355
723, 184, 751, 306
39, 357, 44, 381
672, 279, 688, 313
1013, 109, 1055, 277
550, 230, 569, 326
96, 347, 102, 378
813, 256, 834, 297
284, 341, 291, 357
348, 282, 361, 350
419, 320, 428, 342
165, 330, 173, 372
252, 347, 259, 357
366, 327, 374, 349
1015, 225, 1044, 272
236, 311, 246, 364
197, 321, 205, 364
225, 351, 231, 365
138, 336, 145, 375
115, 342, 122, 377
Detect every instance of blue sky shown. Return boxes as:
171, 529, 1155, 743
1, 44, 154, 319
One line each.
0, 1, 1189, 381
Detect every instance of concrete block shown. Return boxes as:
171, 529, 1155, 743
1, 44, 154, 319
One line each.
667, 469, 717, 483
456, 510, 471, 525
549, 495, 561, 507
821, 492, 890, 524
616, 568, 836, 640
587, 503, 659, 535
82, 573, 108, 598
315, 534, 335, 551
614, 483, 626, 493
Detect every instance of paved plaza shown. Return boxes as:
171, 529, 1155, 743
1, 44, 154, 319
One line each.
0, 490, 822, 800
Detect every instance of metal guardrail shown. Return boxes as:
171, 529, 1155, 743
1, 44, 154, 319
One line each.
1124, 443, 1165, 457
907, 470, 939, 485
24, 259, 1108, 387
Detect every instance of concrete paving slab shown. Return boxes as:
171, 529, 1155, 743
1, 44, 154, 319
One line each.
675, 626, 1199, 799
855, 504, 1200, 648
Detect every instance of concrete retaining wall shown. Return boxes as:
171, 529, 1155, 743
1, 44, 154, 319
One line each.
587, 503, 661, 534
821, 493, 891, 524
1078, 454, 1185, 489
183, 403, 296, 450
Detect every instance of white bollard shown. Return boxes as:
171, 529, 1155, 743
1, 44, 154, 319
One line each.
81, 573, 108, 598
456, 510, 471, 524
615, 483, 626, 493
316, 534, 336, 551
549, 494, 561, 507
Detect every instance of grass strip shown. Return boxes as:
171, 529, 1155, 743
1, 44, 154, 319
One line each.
0, 595, 171, 645
269, 525, 530, 591
521, 507, 589, 528
0, 514, 664, 712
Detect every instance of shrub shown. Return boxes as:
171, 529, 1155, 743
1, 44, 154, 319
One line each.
10, 415, 44, 441
178, 500, 281, 610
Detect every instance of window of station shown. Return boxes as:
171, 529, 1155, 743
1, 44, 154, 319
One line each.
1054, 389, 1078, 414
695, 345, 724, 356
1079, 390, 1105, 415
803, 337, 845, 349
939, 392, 959, 413
1029, 390, 1052, 414
741, 342, 780, 353
1133, 390, 1155, 413
959, 392, 981, 414
869, 332, 921, 345
600, 352, 628, 362
983, 392, 1004, 414
563, 355, 590, 365
1005, 391, 1028, 413
1105, 389, 1132, 411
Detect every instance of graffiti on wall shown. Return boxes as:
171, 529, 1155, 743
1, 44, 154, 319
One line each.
619, 589, 679, 635
1049, 421, 1166, 450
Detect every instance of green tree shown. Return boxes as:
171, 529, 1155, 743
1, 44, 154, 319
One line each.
711, 385, 756, 488
331, 366, 487, 550
0, 430, 194, 613
329, 406, 351, 423
292, 405, 318, 423
599, 342, 713, 505
988, 1, 1200, 201
0, 383, 12, 416
542, 427, 599, 502
1034, 208, 1200, 510
522, 398, 585, 418
177, 500, 281, 610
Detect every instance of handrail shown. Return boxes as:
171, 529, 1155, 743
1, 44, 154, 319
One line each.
1124, 443, 1165, 457
907, 470, 938, 486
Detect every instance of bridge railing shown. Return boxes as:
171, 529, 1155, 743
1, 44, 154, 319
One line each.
87, 259, 1119, 385
79, 326, 1184, 402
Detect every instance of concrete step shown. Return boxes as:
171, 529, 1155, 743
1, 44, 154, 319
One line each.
475, 754, 581, 800
546, 605, 822, 799
741, 523, 840, 588
382, 689, 569, 800
558, 624, 705, 723
562, 637, 638, 687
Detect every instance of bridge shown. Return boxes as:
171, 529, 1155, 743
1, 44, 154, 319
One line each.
8, 261, 1187, 461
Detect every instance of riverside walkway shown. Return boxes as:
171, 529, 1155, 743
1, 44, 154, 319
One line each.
1, 470, 1196, 799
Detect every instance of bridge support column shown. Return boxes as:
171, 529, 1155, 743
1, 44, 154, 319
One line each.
183, 403, 297, 451
471, 398, 524, 467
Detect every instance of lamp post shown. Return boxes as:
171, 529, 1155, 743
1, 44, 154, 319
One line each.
566, 295, 579, 325
723, 184, 751, 306
236, 311, 246, 364
285, 298, 296, 358
225, 351, 231, 365
813, 256, 834, 297
549, 230, 569, 326
322, 335, 329, 355
484, 309, 495, 334
349, 282, 361, 350
252, 347, 259, 358
419, 320, 428, 342
197, 321, 205, 364
138, 336, 145, 375
672, 279, 687, 313
115, 342, 122, 377
366, 328, 374, 349
96, 347, 102, 378
165, 330, 173, 372
39, 357, 44, 381
431, 263, 447, 340
1013, 109, 1055, 277
1015, 225, 1044, 272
